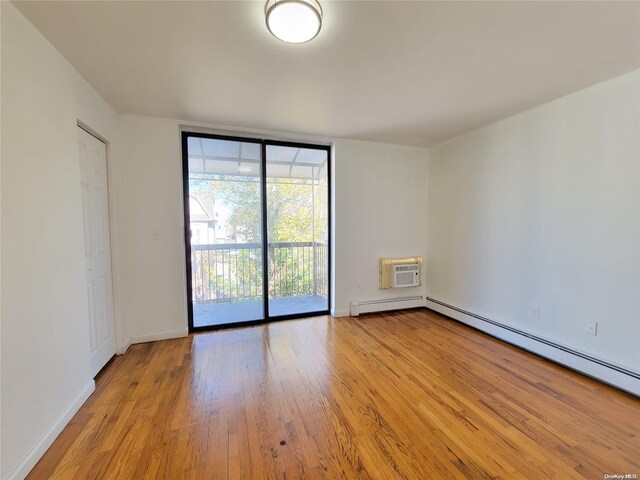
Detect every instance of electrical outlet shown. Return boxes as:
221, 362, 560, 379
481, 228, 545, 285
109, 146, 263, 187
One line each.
355, 282, 364, 291
586, 322, 598, 336
530, 307, 541, 320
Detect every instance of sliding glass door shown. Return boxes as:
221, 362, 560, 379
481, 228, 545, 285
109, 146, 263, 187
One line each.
183, 133, 330, 330
184, 136, 264, 328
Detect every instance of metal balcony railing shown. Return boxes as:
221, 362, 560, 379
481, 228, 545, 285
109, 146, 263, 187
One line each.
190, 242, 328, 303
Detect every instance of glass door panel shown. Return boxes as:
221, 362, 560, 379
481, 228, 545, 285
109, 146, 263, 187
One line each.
186, 135, 264, 327
265, 144, 329, 317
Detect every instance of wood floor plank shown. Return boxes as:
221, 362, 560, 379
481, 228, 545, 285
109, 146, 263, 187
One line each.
27, 309, 640, 479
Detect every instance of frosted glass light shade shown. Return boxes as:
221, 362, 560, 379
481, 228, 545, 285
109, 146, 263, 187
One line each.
265, 0, 322, 44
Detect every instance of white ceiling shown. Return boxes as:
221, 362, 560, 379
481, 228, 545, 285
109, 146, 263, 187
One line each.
13, 1, 640, 147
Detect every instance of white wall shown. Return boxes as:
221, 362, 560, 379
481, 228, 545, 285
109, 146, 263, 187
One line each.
332, 140, 429, 316
115, 116, 188, 342
1, 3, 122, 479
114, 115, 429, 339
427, 70, 640, 373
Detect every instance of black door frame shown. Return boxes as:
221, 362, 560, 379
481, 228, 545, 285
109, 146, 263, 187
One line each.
182, 131, 332, 332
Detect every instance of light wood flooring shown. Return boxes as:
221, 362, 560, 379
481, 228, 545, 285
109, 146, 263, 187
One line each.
28, 309, 640, 479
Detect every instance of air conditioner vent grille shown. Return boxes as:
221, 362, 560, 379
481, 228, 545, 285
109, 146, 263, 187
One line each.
395, 265, 419, 272
392, 263, 420, 288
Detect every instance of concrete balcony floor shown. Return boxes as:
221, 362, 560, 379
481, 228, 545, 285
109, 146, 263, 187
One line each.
193, 294, 328, 327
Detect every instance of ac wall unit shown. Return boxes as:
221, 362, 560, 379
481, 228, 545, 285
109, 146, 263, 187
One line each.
392, 263, 420, 288
379, 257, 422, 289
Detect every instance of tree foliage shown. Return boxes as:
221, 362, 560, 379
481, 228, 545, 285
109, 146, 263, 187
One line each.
190, 175, 327, 243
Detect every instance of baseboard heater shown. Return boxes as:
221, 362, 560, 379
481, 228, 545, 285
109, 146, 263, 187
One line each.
351, 296, 425, 316
426, 297, 640, 397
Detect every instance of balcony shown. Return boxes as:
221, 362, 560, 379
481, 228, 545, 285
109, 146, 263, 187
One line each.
191, 241, 328, 327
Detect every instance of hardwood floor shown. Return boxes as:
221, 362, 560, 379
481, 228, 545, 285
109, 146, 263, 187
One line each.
28, 309, 639, 479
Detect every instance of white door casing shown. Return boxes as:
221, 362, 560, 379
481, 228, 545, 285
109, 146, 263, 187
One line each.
78, 127, 116, 377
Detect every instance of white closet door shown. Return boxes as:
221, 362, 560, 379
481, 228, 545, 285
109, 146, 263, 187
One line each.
78, 127, 116, 377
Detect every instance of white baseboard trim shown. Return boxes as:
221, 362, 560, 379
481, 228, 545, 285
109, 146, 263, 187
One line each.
6, 380, 95, 480
330, 309, 350, 318
426, 298, 640, 397
129, 329, 188, 345
118, 337, 132, 355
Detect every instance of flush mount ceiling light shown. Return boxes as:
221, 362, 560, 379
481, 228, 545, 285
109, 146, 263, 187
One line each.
265, 0, 323, 44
